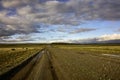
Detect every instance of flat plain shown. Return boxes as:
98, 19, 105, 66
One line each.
0, 44, 43, 76
48, 44, 120, 80
0, 44, 120, 80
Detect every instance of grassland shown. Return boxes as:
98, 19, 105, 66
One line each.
0, 45, 43, 75
48, 44, 120, 80
0, 44, 120, 80
56, 44, 120, 54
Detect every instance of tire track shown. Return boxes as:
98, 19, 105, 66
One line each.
46, 49, 58, 80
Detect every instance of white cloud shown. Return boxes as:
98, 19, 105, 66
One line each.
17, 5, 32, 16
68, 33, 120, 43
2, 0, 21, 8
99, 34, 120, 41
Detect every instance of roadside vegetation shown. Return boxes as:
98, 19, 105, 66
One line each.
55, 45, 120, 54
0, 47, 42, 75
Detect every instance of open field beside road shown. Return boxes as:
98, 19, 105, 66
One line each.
48, 44, 120, 80
0, 48, 42, 76
0, 44, 120, 80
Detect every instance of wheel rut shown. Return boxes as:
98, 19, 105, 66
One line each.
46, 49, 58, 80
0, 48, 58, 80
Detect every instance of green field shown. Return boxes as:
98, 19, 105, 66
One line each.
0, 44, 120, 80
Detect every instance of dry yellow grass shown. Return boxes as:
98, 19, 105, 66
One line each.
0, 48, 41, 75
48, 45, 120, 80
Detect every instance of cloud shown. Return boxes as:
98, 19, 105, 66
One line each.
0, 0, 120, 43
1, 0, 120, 25
69, 28, 96, 34
1, 0, 39, 8
17, 5, 32, 16
98, 34, 120, 41
55, 26, 68, 32
0, 9, 41, 37
1, 0, 21, 8
68, 38, 98, 43
0, 34, 47, 43
0, 23, 40, 37
69, 33, 120, 43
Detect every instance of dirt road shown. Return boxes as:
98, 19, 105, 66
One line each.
0, 48, 56, 80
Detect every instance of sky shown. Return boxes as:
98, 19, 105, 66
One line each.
0, 0, 120, 43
